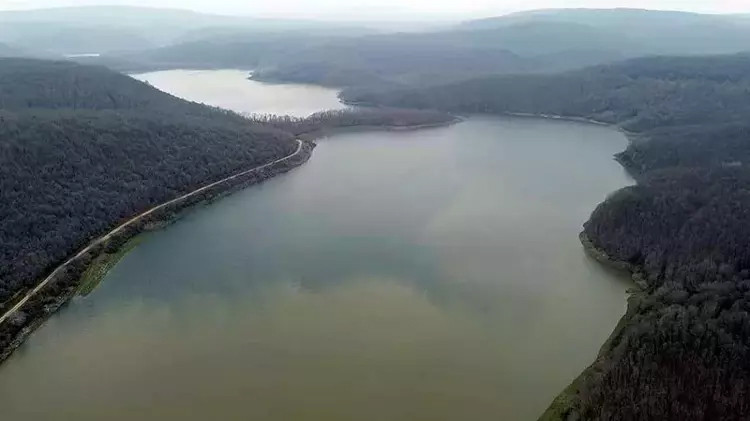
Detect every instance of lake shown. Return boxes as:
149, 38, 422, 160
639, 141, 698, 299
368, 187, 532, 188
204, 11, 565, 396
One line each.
0, 70, 631, 420
133, 69, 346, 117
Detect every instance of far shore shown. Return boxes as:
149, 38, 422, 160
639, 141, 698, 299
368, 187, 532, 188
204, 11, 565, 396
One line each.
296, 116, 464, 140
340, 97, 640, 139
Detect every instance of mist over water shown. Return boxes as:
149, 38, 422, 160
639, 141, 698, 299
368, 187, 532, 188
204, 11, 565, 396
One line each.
0, 71, 631, 420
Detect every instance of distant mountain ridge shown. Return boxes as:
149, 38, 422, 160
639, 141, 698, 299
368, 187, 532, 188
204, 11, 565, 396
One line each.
0, 6, 376, 55
459, 8, 750, 56
462, 8, 746, 29
84, 7, 750, 89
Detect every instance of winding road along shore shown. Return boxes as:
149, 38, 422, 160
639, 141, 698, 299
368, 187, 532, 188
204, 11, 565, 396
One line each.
0, 139, 304, 326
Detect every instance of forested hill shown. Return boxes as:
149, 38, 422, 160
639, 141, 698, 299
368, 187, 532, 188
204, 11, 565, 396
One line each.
0, 59, 297, 307
566, 56, 750, 421
343, 54, 750, 130
347, 54, 750, 419
0, 58, 177, 110
0, 58, 246, 123
343, 53, 750, 174
565, 164, 750, 420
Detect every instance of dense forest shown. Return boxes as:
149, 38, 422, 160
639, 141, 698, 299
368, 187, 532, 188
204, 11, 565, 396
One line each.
349, 53, 750, 420
571, 141, 750, 418
343, 53, 750, 175
0, 58, 252, 121
572, 166, 750, 419
248, 108, 456, 137
0, 109, 297, 303
0, 59, 301, 306
97, 34, 540, 88
247, 38, 537, 88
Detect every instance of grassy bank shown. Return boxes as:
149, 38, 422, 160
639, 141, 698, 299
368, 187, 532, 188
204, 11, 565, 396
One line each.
76, 237, 144, 297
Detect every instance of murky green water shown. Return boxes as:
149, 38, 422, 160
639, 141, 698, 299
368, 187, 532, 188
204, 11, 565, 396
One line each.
0, 71, 631, 420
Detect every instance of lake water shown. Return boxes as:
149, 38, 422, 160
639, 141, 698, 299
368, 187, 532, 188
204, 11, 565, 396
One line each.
0, 71, 632, 420
132, 69, 346, 117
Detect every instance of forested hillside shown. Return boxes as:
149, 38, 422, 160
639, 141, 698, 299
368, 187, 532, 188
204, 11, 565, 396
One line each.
249, 108, 456, 136
0, 59, 298, 305
93, 24, 640, 88
250, 39, 535, 87
568, 58, 750, 419
344, 53, 750, 173
99, 33, 540, 88
0, 59, 247, 119
347, 53, 750, 420
572, 166, 750, 420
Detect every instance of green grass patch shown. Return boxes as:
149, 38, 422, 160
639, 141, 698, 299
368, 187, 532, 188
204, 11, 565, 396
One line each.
76, 236, 143, 297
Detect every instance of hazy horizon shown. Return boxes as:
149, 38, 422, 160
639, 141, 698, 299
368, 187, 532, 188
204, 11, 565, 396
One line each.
1, 0, 749, 21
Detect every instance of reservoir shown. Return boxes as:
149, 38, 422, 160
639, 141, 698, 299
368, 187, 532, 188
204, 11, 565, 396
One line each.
133, 69, 346, 117
0, 70, 631, 420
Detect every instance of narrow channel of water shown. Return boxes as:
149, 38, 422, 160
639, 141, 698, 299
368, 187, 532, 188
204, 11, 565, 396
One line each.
0, 71, 631, 420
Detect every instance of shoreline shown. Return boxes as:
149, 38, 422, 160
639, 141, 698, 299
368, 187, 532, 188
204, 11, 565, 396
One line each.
522, 108, 651, 420
495, 111, 650, 181
340, 102, 644, 154
1, 102, 644, 417
538, 233, 649, 420
296, 93, 656, 420
0, 139, 314, 365
0, 118, 460, 366
340, 97, 630, 132
539, 289, 644, 420
296, 116, 463, 140
503, 112, 610, 127
75, 236, 144, 297
499, 112, 642, 141
579, 232, 649, 290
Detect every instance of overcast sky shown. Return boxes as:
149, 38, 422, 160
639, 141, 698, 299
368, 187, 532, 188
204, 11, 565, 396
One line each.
1, 0, 749, 20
